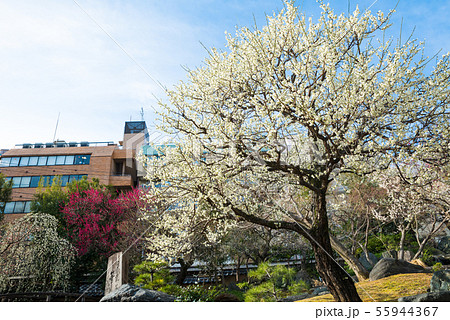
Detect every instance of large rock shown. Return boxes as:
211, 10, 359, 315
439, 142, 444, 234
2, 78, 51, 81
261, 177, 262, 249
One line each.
398, 291, 450, 302
100, 284, 175, 302
430, 270, 450, 292
433, 254, 450, 265
397, 250, 413, 261
437, 236, 450, 254
381, 250, 397, 259
369, 258, 428, 281
312, 286, 329, 296
359, 252, 379, 270
280, 293, 311, 302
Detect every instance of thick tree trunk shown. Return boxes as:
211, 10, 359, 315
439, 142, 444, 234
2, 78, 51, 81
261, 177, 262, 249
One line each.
412, 241, 428, 261
398, 228, 406, 260
226, 182, 362, 301
235, 257, 241, 283
175, 258, 192, 285
329, 235, 370, 281
310, 189, 362, 302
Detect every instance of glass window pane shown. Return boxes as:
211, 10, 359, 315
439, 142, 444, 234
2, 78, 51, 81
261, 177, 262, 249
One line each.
47, 156, 56, 166
41, 176, 50, 187
14, 202, 25, 213
68, 175, 78, 183
74, 155, 90, 165
12, 177, 21, 188
56, 156, 65, 165
0, 157, 11, 167
9, 157, 20, 166
53, 176, 63, 186
19, 157, 30, 166
30, 176, 41, 188
4, 202, 15, 214
37, 156, 47, 166
61, 175, 70, 186
28, 157, 39, 166
24, 201, 31, 213
64, 155, 75, 165
47, 176, 55, 186
20, 176, 31, 188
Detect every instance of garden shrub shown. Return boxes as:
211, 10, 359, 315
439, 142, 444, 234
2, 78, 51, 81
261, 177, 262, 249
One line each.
421, 248, 434, 266
432, 262, 443, 272
174, 285, 226, 302
240, 263, 309, 302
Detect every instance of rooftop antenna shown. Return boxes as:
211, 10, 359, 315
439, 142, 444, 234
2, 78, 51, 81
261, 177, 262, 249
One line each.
53, 112, 60, 142
140, 107, 144, 121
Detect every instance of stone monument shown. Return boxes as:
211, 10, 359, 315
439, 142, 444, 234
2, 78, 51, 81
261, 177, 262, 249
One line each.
105, 252, 129, 295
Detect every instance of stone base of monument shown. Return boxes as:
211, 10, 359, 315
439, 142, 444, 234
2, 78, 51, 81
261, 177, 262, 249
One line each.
100, 284, 176, 302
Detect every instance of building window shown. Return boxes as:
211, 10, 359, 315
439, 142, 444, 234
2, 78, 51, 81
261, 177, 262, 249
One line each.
30, 176, 41, 188
47, 156, 57, 166
19, 157, 30, 166
65, 155, 75, 165
28, 156, 39, 166
4, 202, 15, 214
38, 156, 47, 166
0, 155, 91, 167
3, 174, 88, 188
0, 157, 11, 167
12, 177, 21, 188
20, 176, 31, 188
61, 175, 70, 186
3, 201, 32, 214
24, 201, 31, 213
9, 157, 20, 167
43, 176, 53, 187
14, 201, 25, 213
56, 155, 66, 165
74, 155, 90, 165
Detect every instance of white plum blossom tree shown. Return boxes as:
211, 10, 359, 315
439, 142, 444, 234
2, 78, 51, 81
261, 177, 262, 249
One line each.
374, 162, 450, 261
0, 213, 76, 294
141, 1, 450, 301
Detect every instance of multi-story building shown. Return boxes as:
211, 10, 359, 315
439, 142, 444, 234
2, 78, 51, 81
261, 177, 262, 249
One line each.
0, 121, 148, 222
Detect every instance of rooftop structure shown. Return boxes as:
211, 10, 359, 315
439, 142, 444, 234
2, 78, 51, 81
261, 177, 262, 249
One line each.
0, 121, 148, 222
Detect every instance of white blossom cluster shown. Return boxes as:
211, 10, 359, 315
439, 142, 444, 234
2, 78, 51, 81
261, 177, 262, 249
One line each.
373, 162, 449, 226
139, 1, 450, 261
0, 213, 76, 293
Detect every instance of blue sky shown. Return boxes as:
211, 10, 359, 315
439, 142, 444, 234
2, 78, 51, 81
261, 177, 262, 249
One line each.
0, 0, 449, 149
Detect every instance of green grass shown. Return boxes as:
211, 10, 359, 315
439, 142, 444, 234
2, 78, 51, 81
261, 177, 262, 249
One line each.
299, 273, 432, 302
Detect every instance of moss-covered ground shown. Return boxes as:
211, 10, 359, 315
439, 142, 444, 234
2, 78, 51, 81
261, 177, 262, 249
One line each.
299, 273, 432, 302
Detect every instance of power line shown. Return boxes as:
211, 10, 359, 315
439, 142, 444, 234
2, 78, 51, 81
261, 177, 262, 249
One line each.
71, 0, 163, 114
